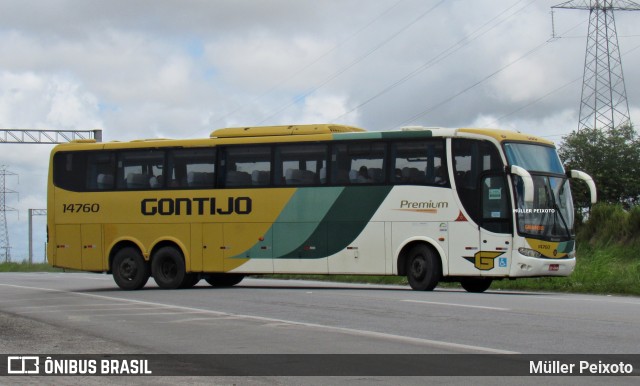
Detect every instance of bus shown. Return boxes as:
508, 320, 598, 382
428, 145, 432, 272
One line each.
47, 124, 596, 292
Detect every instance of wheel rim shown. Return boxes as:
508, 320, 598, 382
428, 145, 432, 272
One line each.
411, 256, 426, 280
119, 257, 137, 281
160, 258, 177, 281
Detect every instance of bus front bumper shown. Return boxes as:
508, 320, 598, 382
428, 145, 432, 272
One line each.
509, 252, 576, 277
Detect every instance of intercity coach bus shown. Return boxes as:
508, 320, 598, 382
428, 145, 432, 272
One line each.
47, 124, 596, 292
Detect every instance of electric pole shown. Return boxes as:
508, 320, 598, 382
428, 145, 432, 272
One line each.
552, 0, 640, 130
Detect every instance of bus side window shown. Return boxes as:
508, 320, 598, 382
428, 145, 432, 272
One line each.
53, 152, 88, 192
222, 145, 271, 188
168, 148, 216, 189
275, 143, 328, 186
391, 140, 447, 186
331, 142, 386, 185
116, 150, 165, 190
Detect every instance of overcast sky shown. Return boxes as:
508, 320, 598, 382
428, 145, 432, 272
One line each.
1, 0, 639, 261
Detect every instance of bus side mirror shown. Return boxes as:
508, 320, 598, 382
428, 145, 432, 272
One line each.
568, 169, 597, 204
509, 165, 534, 206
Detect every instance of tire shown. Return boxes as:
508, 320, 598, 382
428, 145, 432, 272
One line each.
460, 278, 493, 293
179, 273, 201, 289
151, 247, 186, 289
112, 247, 150, 290
406, 244, 441, 291
204, 274, 245, 288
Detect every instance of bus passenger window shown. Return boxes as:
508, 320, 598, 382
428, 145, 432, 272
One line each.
331, 142, 386, 185
167, 148, 216, 189
275, 144, 327, 186
391, 140, 446, 186
116, 150, 165, 190
87, 152, 115, 190
53, 152, 88, 192
223, 146, 271, 188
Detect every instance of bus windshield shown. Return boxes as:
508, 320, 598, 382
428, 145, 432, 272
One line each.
503, 142, 564, 174
506, 143, 575, 240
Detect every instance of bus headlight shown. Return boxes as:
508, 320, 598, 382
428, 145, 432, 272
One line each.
518, 247, 542, 258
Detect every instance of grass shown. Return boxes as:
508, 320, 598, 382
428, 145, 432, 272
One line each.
0, 261, 62, 273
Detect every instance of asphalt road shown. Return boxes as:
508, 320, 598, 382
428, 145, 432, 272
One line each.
1, 272, 639, 385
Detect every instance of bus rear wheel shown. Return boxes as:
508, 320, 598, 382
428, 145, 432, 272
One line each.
205, 274, 245, 288
406, 244, 440, 291
151, 247, 186, 289
460, 278, 493, 293
112, 247, 150, 290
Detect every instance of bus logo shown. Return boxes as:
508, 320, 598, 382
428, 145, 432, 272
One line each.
463, 251, 504, 271
141, 197, 252, 216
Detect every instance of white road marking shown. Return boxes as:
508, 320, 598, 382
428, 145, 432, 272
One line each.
525, 295, 640, 306
401, 299, 510, 311
0, 282, 518, 354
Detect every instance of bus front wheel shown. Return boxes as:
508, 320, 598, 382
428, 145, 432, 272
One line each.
151, 247, 186, 289
460, 278, 492, 293
406, 244, 440, 291
112, 247, 150, 290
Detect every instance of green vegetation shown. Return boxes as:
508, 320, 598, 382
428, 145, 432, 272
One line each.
0, 261, 61, 272
559, 124, 640, 209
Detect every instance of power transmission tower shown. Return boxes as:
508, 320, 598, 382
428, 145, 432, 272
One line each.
552, 0, 640, 131
0, 166, 18, 262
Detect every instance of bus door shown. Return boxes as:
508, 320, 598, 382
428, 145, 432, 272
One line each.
478, 173, 512, 276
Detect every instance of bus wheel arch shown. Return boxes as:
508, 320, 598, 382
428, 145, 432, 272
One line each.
397, 241, 442, 291
150, 242, 187, 289
110, 244, 150, 290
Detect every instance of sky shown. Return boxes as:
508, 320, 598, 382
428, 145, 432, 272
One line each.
0, 0, 639, 262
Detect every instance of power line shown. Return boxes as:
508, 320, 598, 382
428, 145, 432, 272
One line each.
200, 0, 408, 133
331, 0, 537, 123
395, 39, 551, 127
256, 0, 447, 125
485, 40, 640, 135
390, 16, 588, 128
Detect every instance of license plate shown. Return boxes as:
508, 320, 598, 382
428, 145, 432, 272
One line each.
549, 264, 559, 272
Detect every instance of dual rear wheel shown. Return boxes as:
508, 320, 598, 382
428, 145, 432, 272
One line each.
111, 245, 244, 290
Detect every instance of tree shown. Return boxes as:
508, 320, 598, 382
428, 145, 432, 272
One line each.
558, 124, 640, 210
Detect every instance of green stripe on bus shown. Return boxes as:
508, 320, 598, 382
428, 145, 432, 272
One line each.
271, 187, 343, 257
278, 185, 392, 258
333, 132, 383, 140
230, 187, 343, 259
380, 130, 433, 139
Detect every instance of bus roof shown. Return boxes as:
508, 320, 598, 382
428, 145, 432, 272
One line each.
53, 124, 554, 151
210, 124, 365, 138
